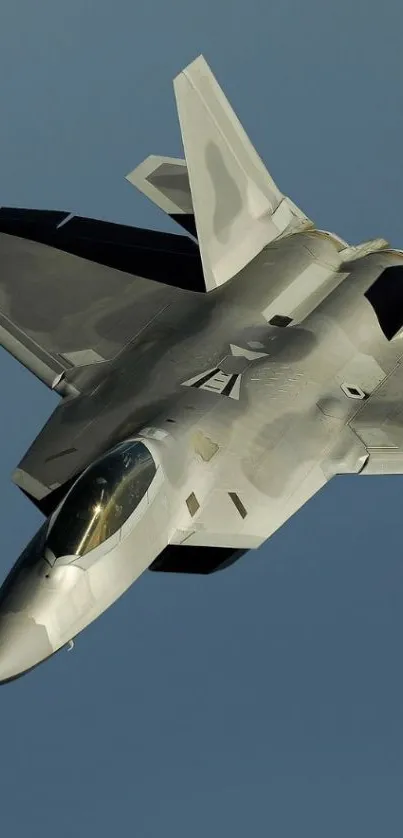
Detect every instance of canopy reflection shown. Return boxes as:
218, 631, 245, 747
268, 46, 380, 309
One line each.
46, 440, 156, 558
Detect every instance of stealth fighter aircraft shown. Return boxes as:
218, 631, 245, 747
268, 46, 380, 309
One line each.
0, 56, 401, 682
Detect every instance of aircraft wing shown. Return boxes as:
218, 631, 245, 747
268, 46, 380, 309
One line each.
0, 208, 205, 391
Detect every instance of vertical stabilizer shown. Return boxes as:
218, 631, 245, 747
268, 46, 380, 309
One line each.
173, 56, 311, 290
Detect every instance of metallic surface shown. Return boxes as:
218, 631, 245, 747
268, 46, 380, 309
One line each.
0, 55, 402, 682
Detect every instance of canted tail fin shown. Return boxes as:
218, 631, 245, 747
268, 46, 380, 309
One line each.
173, 55, 312, 290
127, 56, 312, 292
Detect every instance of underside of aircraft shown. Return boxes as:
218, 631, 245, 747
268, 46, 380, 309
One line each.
0, 55, 402, 682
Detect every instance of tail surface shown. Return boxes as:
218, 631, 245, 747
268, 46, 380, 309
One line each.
173, 56, 312, 290
126, 155, 197, 237
127, 56, 312, 291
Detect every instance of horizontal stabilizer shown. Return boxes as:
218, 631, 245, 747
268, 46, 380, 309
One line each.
173, 56, 312, 291
126, 156, 197, 237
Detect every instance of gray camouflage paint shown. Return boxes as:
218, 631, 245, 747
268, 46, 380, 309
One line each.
0, 57, 402, 682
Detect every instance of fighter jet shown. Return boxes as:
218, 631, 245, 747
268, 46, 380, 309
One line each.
0, 55, 401, 683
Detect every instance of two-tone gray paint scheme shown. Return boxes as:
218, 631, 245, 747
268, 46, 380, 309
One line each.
0, 56, 403, 682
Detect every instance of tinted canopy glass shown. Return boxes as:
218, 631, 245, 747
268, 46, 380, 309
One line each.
47, 440, 156, 558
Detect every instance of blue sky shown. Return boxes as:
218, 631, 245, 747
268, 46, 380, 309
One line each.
1, 2, 403, 835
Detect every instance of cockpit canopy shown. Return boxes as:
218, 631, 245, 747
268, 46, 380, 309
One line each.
46, 440, 156, 558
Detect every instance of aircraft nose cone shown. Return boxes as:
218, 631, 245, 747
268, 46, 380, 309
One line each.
0, 613, 53, 684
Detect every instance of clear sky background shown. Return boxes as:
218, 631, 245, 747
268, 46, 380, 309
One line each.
0, 1, 403, 835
